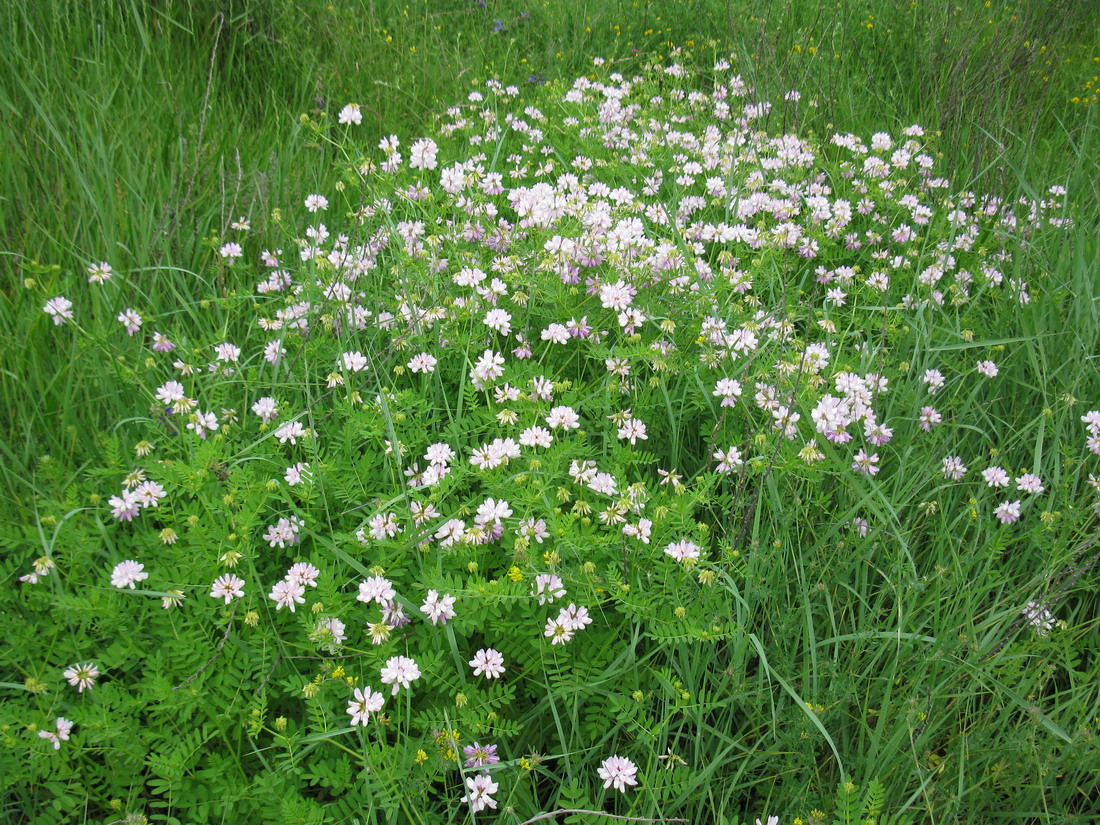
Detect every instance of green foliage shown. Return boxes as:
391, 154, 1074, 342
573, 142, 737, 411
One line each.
2, 1, 1100, 824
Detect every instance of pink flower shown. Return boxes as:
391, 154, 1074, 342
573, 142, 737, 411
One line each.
993, 500, 1022, 524
598, 755, 639, 792
110, 560, 148, 589
44, 296, 74, 325
117, 308, 143, 336
919, 406, 942, 431
463, 773, 499, 813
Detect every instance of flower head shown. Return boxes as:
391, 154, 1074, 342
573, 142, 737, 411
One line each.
210, 574, 245, 603
63, 662, 99, 693
463, 742, 500, 768
380, 655, 421, 695
420, 590, 457, 625
44, 296, 74, 325
462, 773, 499, 813
338, 103, 363, 125
598, 755, 639, 792
269, 579, 305, 612
468, 648, 506, 679
110, 560, 148, 589
347, 686, 385, 725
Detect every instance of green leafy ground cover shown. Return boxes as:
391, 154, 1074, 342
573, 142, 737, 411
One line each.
1, 2, 1098, 823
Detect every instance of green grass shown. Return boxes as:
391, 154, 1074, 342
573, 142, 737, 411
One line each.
1, 0, 1097, 470
1, 1, 1098, 823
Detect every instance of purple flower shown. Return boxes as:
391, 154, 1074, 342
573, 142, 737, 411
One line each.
463, 742, 500, 767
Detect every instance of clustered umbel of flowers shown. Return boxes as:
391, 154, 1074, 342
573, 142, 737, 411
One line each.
30, 53, 1093, 809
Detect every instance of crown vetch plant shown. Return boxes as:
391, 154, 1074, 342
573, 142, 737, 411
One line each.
6, 52, 1098, 824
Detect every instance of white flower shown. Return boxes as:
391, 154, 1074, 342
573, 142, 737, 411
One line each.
617, 417, 648, 445
544, 617, 574, 645
407, 352, 438, 373
210, 574, 245, 603
186, 410, 219, 439
304, 194, 329, 212
409, 138, 439, 170
520, 426, 553, 448
468, 648, 506, 679
546, 405, 580, 430
379, 655, 421, 695
557, 603, 592, 632
214, 342, 241, 363
599, 279, 635, 310
994, 500, 1022, 524
358, 576, 396, 605
598, 755, 639, 793
274, 421, 307, 444
533, 574, 566, 605
420, 590, 457, 625
284, 462, 311, 486
338, 103, 363, 125
286, 562, 320, 588
347, 686, 385, 725
714, 446, 743, 473
38, 717, 73, 751
268, 579, 305, 612
1022, 601, 1055, 635
44, 296, 74, 325
1015, 473, 1045, 494
110, 560, 148, 589
713, 378, 743, 406
663, 539, 701, 564
87, 261, 113, 284
251, 396, 278, 424
63, 663, 99, 693
341, 351, 368, 372
977, 360, 999, 377
483, 308, 512, 335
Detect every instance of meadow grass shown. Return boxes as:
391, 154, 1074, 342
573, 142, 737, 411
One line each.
1, 1, 1099, 823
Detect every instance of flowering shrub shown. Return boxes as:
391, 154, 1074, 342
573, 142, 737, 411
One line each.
6, 53, 1098, 823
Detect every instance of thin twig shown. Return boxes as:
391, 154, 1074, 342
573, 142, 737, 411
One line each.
253, 652, 282, 695
174, 605, 236, 690
517, 811, 688, 825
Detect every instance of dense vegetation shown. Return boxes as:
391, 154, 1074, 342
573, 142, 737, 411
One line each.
1, 2, 1098, 823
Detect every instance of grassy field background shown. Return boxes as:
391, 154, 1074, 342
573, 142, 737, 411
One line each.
1, 1, 1099, 822
2, 0, 1098, 472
